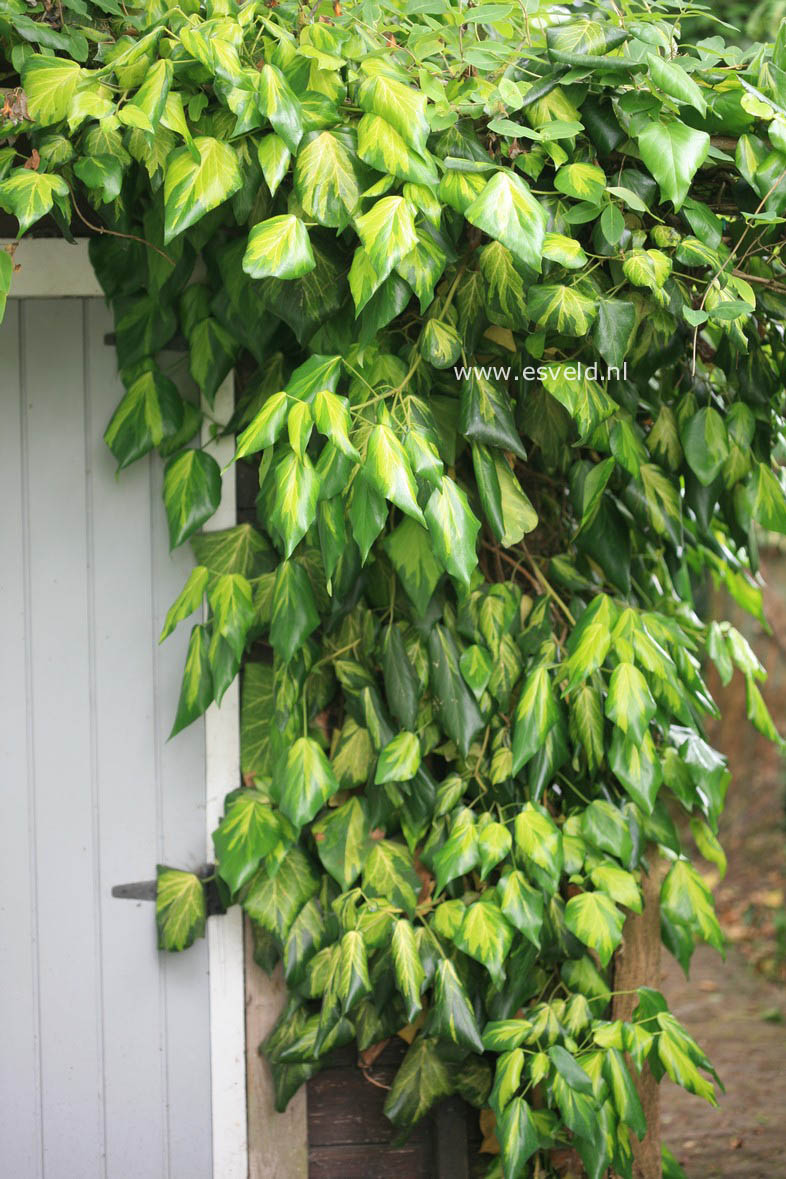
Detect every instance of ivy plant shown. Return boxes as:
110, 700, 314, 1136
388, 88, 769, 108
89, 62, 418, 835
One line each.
3, 0, 786, 1174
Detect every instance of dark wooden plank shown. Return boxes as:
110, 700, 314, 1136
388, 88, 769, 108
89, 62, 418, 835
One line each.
309, 1142, 433, 1179
308, 1065, 425, 1147
435, 1097, 470, 1179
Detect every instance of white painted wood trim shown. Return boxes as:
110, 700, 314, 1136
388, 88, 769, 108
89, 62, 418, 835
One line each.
202, 375, 249, 1179
2, 238, 102, 297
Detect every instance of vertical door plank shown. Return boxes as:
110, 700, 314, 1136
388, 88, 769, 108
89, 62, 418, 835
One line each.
0, 300, 43, 1179
22, 298, 105, 1179
152, 348, 213, 1179
85, 300, 168, 1179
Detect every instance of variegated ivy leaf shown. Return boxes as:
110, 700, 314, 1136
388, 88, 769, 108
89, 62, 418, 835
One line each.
156, 866, 206, 951
213, 790, 281, 896
357, 113, 438, 187
270, 451, 319, 557
564, 890, 624, 966
242, 215, 316, 280
527, 284, 598, 336
21, 55, 82, 126
276, 736, 339, 830
424, 477, 480, 586
622, 248, 672, 295
163, 136, 242, 243
365, 422, 425, 523
294, 130, 360, 228
375, 731, 421, 784
465, 170, 547, 272
257, 133, 290, 197
312, 389, 359, 459
355, 196, 418, 283
453, 900, 513, 985
104, 368, 185, 469
0, 168, 69, 234
257, 63, 302, 154
554, 161, 606, 202
163, 449, 222, 550
357, 73, 430, 155
391, 919, 426, 1022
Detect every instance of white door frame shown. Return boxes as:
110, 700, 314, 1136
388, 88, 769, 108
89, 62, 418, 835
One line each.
4, 236, 249, 1179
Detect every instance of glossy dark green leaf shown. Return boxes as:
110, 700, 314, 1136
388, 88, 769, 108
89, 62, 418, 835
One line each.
430, 958, 484, 1053
270, 559, 319, 663
428, 625, 484, 758
383, 1036, 453, 1130
163, 449, 222, 550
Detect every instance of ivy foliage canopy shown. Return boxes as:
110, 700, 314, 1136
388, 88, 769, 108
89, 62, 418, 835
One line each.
4, 0, 786, 1173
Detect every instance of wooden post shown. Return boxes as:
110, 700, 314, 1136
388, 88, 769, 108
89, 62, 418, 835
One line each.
245, 924, 309, 1179
611, 857, 662, 1179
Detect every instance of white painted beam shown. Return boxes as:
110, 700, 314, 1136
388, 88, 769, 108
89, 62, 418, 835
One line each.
2, 238, 102, 298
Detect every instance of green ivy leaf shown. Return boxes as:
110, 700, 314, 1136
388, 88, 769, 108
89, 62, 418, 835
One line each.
163, 136, 242, 243
243, 214, 316, 280
681, 407, 729, 486
636, 120, 710, 210
430, 958, 484, 1053
276, 736, 339, 830
751, 462, 786, 532
0, 168, 69, 234
564, 890, 624, 966
270, 559, 320, 662
313, 797, 371, 890
375, 731, 421, 784
213, 790, 281, 896
104, 368, 185, 469
465, 170, 547, 271
428, 626, 484, 758
156, 866, 206, 951
647, 53, 707, 117
425, 476, 481, 586
362, 839, 420, 916
355, 196, 418, 282
454, 900, 513, 985
163, 449, 222, 549
270, 451, 319, 557
496, 1097, 539, 1177
391, 919, 426, 1022
170, 623, 213, 736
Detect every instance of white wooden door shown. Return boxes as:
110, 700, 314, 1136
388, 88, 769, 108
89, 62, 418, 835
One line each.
0, 297, 217, 1179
